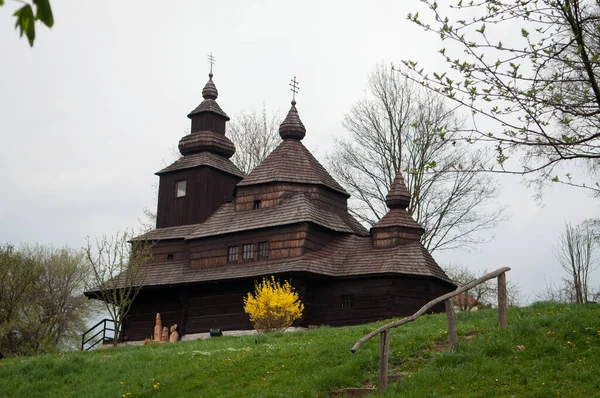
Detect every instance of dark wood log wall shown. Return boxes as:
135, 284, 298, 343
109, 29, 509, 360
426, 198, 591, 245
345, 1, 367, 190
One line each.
236, 183, 348, 212
302, 276, 453, 327
187, 223, 342, 269
122, 274, 453, 341
190, 112, 226, 134
124, 280, 256, 341
151, 240, 189, 263
156, 167, 241, 228
372, 227, 424, 249
125, 288, 182, 341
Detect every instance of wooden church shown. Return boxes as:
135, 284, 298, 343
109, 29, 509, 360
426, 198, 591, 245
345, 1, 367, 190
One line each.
90, 70, 455, 341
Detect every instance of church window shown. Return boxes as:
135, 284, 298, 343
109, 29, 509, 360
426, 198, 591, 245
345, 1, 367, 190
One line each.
176, 180, 187, 197
253, 200, 262, 209
227, 246, 238, 262
258, 241, 269, 259
243, 243, 254, 260
341, 294, 353, 309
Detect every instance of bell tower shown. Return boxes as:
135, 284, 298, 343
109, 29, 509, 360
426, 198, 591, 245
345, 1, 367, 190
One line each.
155, 57, 244, 228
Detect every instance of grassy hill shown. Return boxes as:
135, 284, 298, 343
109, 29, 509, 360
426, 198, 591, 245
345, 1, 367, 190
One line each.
0, 302, 599, 397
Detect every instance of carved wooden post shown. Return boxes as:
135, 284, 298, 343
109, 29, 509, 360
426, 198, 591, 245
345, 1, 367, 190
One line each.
379, 330, 391, 392
445, 299, 458, 349
498, 272, 508, 328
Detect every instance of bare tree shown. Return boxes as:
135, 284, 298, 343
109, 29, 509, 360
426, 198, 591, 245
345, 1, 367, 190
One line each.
229, 106, 281, 174
590, 287, 600, 303
84, 231, 154, 346
329, 64, 507, 252
536, 276, 579, 303
405, 0, 600, 195
444, 263, 521, 311
443, 264, 495, 311
553, 220, 599, 303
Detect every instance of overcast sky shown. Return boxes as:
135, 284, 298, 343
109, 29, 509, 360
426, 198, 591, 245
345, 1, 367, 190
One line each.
1, 1, 598, 302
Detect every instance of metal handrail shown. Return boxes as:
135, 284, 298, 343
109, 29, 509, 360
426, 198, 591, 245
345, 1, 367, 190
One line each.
81, 319, 117, 351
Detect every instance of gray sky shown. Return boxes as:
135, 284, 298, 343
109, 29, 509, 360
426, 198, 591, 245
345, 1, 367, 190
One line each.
1, 1, 598, 302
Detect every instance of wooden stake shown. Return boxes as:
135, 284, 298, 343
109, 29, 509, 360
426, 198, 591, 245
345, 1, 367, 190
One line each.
498, 272, 508, 329
445, 299, 458, 350
379, 330, 391, 392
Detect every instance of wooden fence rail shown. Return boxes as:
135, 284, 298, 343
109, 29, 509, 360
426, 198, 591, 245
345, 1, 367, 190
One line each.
351, 266, 511, 392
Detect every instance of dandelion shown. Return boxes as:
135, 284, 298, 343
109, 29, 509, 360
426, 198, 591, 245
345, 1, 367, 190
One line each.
120, 381, 124, 385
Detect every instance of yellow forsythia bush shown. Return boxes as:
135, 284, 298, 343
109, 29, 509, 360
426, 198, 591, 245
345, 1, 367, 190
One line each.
243, 276, 304, 333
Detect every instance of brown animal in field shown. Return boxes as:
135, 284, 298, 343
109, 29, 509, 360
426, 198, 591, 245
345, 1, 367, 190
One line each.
169, 324, 179, 342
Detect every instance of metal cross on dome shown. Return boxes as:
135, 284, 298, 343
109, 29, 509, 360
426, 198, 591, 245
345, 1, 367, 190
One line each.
289, 76, 299, 103
207, 53, 215, 74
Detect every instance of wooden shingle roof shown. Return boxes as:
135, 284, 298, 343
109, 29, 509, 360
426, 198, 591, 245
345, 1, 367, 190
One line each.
236, 139, 349, 196
178, 131, 236, 158
187, 99, 230, 120
155, 152, 245, 177
186, 193, 368, 239
371, 208, 424, 231
133, 224, 202, 241
100, 236, 453, 292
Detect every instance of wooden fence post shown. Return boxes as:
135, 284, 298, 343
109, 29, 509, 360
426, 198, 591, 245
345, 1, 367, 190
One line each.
498, 272, 508, 328
379, 330, 391, 392
445, 299, 458, 349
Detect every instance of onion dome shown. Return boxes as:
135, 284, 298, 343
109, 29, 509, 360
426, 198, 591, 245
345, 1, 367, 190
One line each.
202, 72, 218, 100
187, 73, 230, 121
385, 171, 411, 209
279, 99, 306, 140
371, 170, 423, 247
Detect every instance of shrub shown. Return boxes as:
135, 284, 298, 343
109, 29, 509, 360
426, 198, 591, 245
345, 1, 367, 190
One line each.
243, 276, 304, 333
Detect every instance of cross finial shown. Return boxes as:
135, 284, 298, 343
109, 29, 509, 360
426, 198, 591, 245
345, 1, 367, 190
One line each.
289, 76, 299, 105
207, 53, 215, 77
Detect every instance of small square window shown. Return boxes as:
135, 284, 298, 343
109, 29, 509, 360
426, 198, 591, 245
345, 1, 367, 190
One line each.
342, 294, 353, 309
167, 253, 174, 260
176, 180, 187, 198
242, 243, 254, 261
253, 200, 262, 210
227, 246, 238, 262
258, 241, 269, 259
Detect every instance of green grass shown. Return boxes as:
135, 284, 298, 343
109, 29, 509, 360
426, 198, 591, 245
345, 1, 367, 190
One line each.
0, 302, 599, 397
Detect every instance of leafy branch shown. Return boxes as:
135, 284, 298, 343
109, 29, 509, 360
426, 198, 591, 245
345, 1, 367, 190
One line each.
1, 0, 53, 46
